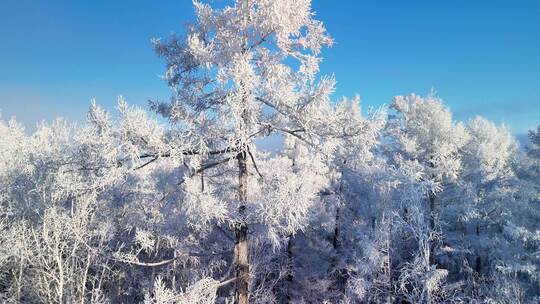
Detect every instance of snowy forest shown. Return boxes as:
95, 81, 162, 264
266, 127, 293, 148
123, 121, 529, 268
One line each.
1, 1, 540, 303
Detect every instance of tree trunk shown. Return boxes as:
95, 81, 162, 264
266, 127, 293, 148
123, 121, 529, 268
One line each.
234, 152, 249, 304
286, 234, 294, 303
331, 166, 346, 290
330, 205, 341, 275
475, 222, 481, 274
331, 205, 349, 291
429, 193, 436, 264
332, 206, 340, 251
332, 167, 344, 254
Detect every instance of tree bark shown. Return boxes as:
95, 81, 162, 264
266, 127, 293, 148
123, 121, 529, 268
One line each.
234, 151, 249, 304
475, 222, 481, 274
333, 206, 340, 251
429, 193, 436, 264
286, 235, 294, 303
331, 166, 346, 290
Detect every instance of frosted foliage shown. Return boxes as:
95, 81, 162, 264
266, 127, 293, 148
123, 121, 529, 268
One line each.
2, 1, 540, 303
529, 125, 540, 159
182, 177, 228, 230
527, 125, 540, 187
249, 154, 329, 247
0, 117, 27, 177
328, 96, 387, 167
144, 277, 218, 304
152, 0, 334, 153
2, 93, 540, 302
135, 229, 157, 254
464, 117, 516, 184
390, 93, 469, 189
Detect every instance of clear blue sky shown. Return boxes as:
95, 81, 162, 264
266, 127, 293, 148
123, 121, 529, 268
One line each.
1, 0, 539, 134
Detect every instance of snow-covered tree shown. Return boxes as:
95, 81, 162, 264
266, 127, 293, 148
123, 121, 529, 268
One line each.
148, 1, 339, 302
378, 93, 470, 302
386, 93, 469, 207
386, 92, 469, 258
458, 117, 518, 275
526, 125, 540, 197
2, 2, 540, 303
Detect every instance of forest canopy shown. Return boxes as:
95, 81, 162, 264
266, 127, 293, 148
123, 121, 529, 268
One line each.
1, 1, 539, 303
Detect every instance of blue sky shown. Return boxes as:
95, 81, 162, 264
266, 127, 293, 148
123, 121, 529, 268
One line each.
1, 0, 539, 134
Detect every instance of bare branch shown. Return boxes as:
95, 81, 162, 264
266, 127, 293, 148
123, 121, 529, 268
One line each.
247, 146, 263, 179
216, 277, 237, 288
134, 155, 159, 170
113, 257, 175, 267
159, 153, 239, 202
